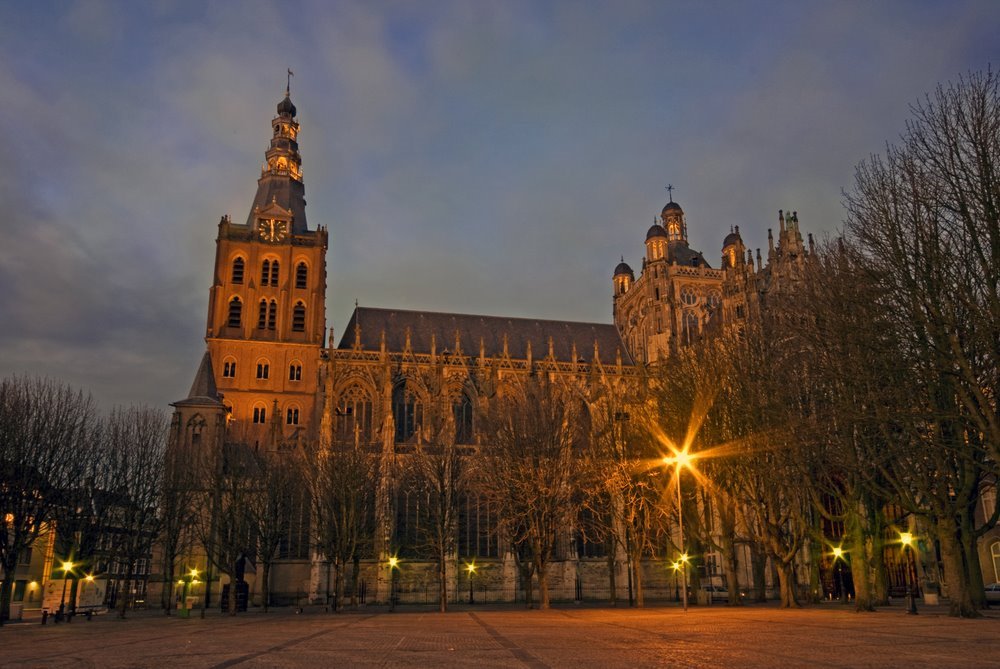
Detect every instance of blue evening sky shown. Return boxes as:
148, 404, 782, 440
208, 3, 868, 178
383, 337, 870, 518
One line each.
0, 1, 997, 408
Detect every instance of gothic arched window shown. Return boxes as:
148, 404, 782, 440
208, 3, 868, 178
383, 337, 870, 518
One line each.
288, 362, 302, 382
335, 384, 374, 443
680, 287, 698, 306
227, 297, 242, 328
257, 300, 268, 329
252, 404, 267, 424
292, 301, 306, 332
231, 257, 245, 284
261, 260, 271, 286
267, 300, 277, 330
270, 260, 279, 286
295, 262, 308, 289
286, 406, 300, 425
256, 359, 270, 380
454, 394, 474, 445
393, 381, 423, 443
222, 357, 237, 378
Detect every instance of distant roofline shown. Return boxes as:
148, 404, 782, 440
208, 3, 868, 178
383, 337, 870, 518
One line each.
351, 305, 615, 329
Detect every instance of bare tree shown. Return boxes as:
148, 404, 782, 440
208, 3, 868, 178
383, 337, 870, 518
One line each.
476, 376, 584, 609
842, 70, 1000, 616
244, 447, 296, 612
0, 377, 97, 625
102, 406, 168, 618
302, 440, 377, 611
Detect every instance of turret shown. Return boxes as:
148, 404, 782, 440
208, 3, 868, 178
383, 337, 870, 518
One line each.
721, 225, 745, 269
613, 257, 634, 296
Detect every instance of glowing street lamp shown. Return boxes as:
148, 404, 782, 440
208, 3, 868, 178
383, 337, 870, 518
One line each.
465, 562, 477, 605
388, 556, 400, 612
57, 560, 75, 622
900, 532, 918, 615
831, 546, 848, 603
663, 450, 697, 612
179, 568, 200, 618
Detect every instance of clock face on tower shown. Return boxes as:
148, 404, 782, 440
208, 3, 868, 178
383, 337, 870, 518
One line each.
258, 219, 288, 243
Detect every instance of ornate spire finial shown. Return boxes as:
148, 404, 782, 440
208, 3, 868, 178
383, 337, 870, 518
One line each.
286, 68, 294, 97
665, 184, 674, 202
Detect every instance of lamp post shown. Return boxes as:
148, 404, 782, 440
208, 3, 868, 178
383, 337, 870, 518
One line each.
388, 556, 399, 612
832, 547, 846, 604
56, 560, 74, 622
671, 562, 681, 602
664, 450, 695, 612
900, 532, 918, 615
466, 562, 477, 605
180, 568, 199, 618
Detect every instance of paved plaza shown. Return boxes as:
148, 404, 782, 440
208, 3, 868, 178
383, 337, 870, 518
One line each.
2, 603, 999, 668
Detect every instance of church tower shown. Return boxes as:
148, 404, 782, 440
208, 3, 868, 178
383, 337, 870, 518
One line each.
203, 84, 328, 446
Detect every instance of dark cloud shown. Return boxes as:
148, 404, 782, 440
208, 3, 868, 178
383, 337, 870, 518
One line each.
1, 1, 998, 409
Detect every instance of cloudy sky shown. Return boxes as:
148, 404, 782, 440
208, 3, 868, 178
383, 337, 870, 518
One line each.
0, 1, 997, 410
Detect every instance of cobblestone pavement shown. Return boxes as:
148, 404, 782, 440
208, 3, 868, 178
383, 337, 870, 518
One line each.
2, 603, 999, 668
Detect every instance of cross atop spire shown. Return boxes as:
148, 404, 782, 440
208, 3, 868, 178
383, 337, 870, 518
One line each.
286, 68, 294, 97
665, 184, 674, 202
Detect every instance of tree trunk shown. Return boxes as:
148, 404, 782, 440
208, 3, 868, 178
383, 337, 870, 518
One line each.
0, 561, 16, 625
959, 508, 987, 609
776, 561, 799, 608
535, 553, 550, 610
631, 547, 644, 607
937, 516, 979, 618
438, 549, 448, 613
350, 555, 360, 608
119, 562, 135, 619
848, 516, 875, 611
262, 561, 271, 613
161, 559, 175, 615
750, 544, 767, 602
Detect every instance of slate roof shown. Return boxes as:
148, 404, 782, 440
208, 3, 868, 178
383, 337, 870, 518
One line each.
172, 351, 225, 407
245, 176, 308, 234
338, 307, 633, 366
668, 241, 711, 268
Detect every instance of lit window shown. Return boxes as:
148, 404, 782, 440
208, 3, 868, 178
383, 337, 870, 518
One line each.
223, 359, 237, 378
256, 362, 269, 380
261, 260, 270, 286
289, 364, 302, 381
253, 406, 267, 424
292, 301, 306, 332
270, 260, 279, 286
258, 300, 267, 329
267, 300, 277, 330
227, 297, 242, 328
231, 257, 244, 284
286, 407, 300, 425
296, 262, 308, 289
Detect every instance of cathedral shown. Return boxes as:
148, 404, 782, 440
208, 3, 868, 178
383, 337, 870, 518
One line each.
168, 87, 815, 607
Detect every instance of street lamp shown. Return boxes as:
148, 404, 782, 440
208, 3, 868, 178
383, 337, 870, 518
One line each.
900, 532, 918, 615
663, 450, 696, 612
57, 560, 74, 622
465, 562, 477, 605
670, 562, 681, 602
180, 568, 199, 618
388, 556, 399, 612
832, 546, 847, 604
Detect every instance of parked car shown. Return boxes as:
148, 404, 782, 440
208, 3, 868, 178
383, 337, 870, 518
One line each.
985, 583, 1000, 603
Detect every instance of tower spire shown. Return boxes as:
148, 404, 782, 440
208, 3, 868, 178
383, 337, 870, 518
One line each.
286, 68, 294, 97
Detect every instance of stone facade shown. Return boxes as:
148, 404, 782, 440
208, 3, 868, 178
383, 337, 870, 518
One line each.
168, 89, 827, 607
